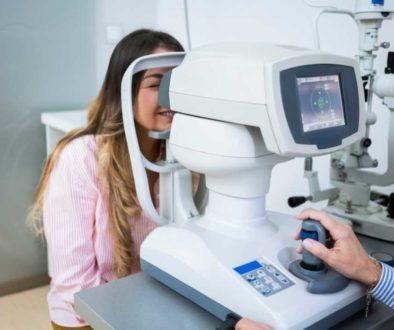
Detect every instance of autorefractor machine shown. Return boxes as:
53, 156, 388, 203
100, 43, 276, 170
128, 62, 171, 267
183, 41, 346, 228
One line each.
120, 41, 369, 329
122, 43, 365, 329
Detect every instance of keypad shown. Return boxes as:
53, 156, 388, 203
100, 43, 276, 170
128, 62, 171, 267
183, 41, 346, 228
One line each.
234, 259, 294, 297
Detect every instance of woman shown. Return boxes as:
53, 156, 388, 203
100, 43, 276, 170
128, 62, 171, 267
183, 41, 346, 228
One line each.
29, 29, 184, 329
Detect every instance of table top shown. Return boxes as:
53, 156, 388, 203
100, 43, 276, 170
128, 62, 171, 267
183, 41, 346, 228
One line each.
41, 109, 87, 132
75, 273, 221, 330
75, 234, 394, 330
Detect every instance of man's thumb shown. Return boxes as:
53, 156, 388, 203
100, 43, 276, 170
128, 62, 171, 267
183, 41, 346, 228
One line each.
302, 238, 330, 262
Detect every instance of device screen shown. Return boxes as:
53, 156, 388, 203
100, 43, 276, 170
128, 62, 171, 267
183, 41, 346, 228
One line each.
296, 75, 346, 132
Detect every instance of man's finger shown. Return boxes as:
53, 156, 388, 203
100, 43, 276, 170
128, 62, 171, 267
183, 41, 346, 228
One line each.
296, 209, 338, 233
294, 225, 301, 240
302, 238, 331, 264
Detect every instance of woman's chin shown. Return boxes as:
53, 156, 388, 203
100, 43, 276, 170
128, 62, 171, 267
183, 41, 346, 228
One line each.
153, 123, 171, 132
156, 117, 173, 130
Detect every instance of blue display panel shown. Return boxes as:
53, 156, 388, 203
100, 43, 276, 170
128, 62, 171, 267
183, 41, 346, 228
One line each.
234, 260, 294, 297
297, 75, 346, 132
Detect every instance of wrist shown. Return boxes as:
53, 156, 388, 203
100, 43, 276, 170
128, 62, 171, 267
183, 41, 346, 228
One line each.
361, 258, 382, 287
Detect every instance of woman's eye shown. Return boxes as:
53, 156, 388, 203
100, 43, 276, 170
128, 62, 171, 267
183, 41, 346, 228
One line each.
149, 84, 160, 88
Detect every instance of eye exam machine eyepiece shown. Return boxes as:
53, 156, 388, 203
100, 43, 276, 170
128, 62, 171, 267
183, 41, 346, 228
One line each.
121, 43, 366, 329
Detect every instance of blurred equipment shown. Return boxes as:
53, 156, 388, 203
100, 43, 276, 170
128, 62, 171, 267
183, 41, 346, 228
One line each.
289, 0, 394, 242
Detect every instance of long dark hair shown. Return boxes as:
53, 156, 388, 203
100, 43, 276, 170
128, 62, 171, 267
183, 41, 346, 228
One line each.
29, 29, 184, 278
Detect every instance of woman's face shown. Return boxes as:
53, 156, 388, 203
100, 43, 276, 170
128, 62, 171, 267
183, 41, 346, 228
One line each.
134, 47, 175, 132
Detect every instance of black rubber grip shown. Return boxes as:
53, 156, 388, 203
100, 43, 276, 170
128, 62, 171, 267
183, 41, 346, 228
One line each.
288, 196, 307, 208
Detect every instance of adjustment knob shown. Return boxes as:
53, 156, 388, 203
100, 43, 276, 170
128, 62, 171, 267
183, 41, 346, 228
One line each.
387, 193, 394, 218
385, 51, 394, 74
362, 138, 372, 148
288, 196, 307, 208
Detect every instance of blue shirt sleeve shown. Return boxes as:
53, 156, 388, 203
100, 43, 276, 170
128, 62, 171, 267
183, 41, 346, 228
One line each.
371, 262, 394, 309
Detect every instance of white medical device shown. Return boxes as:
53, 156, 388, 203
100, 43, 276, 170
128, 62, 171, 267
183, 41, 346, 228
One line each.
121, 43, 367, 329
289, 0, 394, 242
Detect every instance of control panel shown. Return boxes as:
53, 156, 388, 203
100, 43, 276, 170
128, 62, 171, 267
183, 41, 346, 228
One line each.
234, 259, 294, 297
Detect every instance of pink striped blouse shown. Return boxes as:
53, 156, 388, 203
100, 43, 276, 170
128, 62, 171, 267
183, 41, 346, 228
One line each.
43, 134, 157, 327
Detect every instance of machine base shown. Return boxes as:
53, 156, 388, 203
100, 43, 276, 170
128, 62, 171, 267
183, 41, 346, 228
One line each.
142, 259, 365, 330
140, 211, 365, 329
289, 260, 350, 294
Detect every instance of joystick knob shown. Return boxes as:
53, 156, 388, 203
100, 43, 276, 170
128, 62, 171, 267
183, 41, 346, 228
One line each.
300, 219, 327, 271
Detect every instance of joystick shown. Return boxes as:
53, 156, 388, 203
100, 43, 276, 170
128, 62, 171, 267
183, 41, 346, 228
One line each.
289, 219, 350, 294
299, 220, 327, 272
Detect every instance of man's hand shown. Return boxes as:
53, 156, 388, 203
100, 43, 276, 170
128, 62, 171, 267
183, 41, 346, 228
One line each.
296, 209, 381, 286
235, 318, 272, 330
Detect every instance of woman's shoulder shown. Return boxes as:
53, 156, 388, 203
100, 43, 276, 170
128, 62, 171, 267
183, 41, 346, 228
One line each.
59, 134, 98, 162
56, 134, 99, 180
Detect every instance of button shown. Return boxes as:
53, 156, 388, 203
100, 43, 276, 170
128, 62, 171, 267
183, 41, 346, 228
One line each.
252, 280, 263, 288
263, 276, 273, 284
266, 266, 275, 273
260, 285, 271, 295
246, 273, 256, 281
300, 229, 319, 241
271, 282, 281, 291
257, 269, 265, 278
275, 274, 289, 284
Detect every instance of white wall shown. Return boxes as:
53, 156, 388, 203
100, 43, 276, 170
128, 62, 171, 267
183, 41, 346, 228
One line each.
0, 0, 96, 294
94, 0, 158, 89
155, 0, 394, 215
